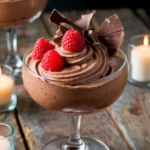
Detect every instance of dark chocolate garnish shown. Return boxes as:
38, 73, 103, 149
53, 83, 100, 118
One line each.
75, 10, 96, 30
55, 23, 73, 37
49, 9, 83, 33
97, 31, 124, 56
53, 36, 62, 46
97, 14, 124, 34
49, 9, 124, 56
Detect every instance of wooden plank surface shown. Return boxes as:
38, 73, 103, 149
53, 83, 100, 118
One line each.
15, 10, 130, 150
92, 8, 150, 150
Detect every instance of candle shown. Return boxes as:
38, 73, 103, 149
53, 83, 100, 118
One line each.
0, 67, 13, 105
0, 135, 11, 150
131, 35, 150, 82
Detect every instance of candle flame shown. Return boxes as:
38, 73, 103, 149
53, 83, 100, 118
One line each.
143, 35, 149, 46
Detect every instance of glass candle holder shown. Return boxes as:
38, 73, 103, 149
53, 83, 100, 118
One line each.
0, 64, 17, 112
128, 34, 150, 88
0, 123, 15, 150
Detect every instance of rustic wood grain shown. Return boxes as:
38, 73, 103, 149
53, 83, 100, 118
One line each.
93, 8, 150, 150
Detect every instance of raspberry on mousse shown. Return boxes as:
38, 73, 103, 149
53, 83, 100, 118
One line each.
41, 50, 65, 72
32, 29, 86, 72
32, 37, 55, 60
61, 29, 86, 52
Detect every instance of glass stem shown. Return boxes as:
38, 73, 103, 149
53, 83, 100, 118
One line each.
5, 28, 22, 69
64, 115, 86, 149
69, 115, 82, 143
6, 28, 17, 53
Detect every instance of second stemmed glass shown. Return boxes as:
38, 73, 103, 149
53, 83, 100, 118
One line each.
0, 0, 48, 84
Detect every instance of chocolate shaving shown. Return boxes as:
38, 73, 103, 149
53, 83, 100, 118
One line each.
97, 31, 124, 56
88, 30, 108, 53
49, 9, 83, 33
49, 9, 124, 56
53, 36, 62, 46
56, 23, 74, 37
75, 10, 96, 30
97, 14, 124, 34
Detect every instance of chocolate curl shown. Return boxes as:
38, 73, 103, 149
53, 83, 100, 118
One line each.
49, 9, 83, 33
75, 10, 96, 30
96, 14, 124, 56
88, 30, 108, 53
97, 31, 124, 56
54, 23, 73, 45
56, 23, 73, 37
97, 14, 124, 34
49, 9, 124, 56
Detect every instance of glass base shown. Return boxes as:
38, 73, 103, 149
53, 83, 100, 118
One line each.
42, 137, 110, 150
0, 93, 17, 113
128, 77, 150, 88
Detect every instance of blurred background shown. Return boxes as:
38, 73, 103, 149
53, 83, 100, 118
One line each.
43, 0, 148, 12
43, 0, 150, 21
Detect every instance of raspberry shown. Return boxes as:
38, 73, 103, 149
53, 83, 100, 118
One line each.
61, 29, 85, 52
32, 37, 55, 60
41, 50, 65, 72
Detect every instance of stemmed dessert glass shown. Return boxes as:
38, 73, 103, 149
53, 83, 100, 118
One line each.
0, 0, 48, 84
22, 45, 128, 150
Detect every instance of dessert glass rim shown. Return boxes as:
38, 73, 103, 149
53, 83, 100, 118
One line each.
0, 123, 14, 139
23, 41, 127, 85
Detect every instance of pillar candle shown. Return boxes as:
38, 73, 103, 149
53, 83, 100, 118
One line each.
131, 35, 150, 82
0, 135, 11, 150
0, 68, 13, 105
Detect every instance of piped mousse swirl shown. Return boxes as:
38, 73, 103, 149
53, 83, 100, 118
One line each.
26, 40, 113, 84
26, 9, 124, 85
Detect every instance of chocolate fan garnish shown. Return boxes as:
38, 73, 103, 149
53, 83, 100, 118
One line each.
75, 10, 96, 30
97, 14, 124, 55
49, 9, 124, 56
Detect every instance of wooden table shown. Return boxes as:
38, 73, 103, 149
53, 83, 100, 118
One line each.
0, 8, 150, 150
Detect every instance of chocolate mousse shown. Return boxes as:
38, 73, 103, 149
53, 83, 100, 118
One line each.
22, 9, 128, 114
0, 0, 48, 28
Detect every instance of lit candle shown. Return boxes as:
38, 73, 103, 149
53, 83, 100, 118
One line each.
131, 35, 150, 82
0, 67, 13, 105
0, 135, 11, 150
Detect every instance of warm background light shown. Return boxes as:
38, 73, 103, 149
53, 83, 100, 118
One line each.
143, 35, 149, 46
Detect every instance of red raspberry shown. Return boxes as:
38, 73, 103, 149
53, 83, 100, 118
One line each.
62, 29, 85, 52
32, 37, 55, 60
41, 50, 65, 72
